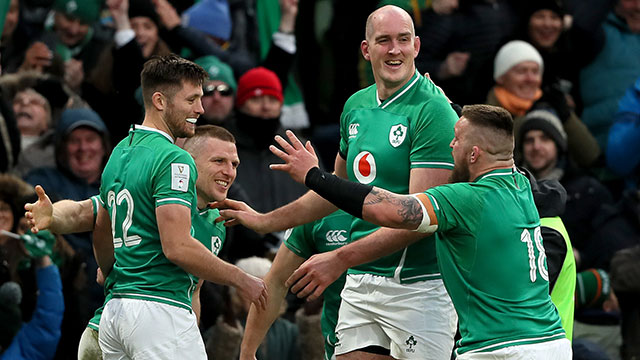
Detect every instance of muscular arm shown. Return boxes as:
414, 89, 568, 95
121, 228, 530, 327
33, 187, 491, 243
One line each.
221, 154, 346, 234
157, 204, 252, 287
25, 186, 95, 234
240, 244, 305, 359
334, 167, 448, 270
264, 154, 347, 230
94, 205, 115, 276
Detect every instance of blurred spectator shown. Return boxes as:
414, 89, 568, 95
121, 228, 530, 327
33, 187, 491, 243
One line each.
228, 67, 308, 218
1, 0, 32, 75
0, 85, 20, 173
607, 76, 640, 187
609, 245, 640, 360
518, 109, 640, 271
24, 108, 110, 358
579, 0, 640, 150
203, 256, 300, 360
513, 0, 612, 107
194, 55, 237, 126
415, 0, 519, 106
11, 88, 55, 177
574, 268, 622, 360
487, 40, 600, 168
0, 174, 64, 359
84, 0, 172, 143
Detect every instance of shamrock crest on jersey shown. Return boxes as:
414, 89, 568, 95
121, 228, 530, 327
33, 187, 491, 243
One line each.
389, 124, 407, 148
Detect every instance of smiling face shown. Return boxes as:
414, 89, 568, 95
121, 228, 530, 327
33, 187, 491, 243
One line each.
66, 127, 105, 183
497, 61, 542, 100
193, 137, 239, 205
163, 81, 204, 139
528, 9, 563, 49
361, 6, 420, 97
131, 16, 159, 58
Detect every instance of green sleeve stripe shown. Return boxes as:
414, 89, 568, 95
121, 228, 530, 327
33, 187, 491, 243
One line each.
411, 161, 454, 169
156, 198, 191, 207
86, 322, 99, 331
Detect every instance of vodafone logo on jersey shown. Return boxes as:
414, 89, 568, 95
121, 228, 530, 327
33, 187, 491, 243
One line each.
353, 151, 377, 184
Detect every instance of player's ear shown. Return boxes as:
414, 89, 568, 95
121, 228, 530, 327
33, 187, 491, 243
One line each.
361, 40, 371, 61
470, 146, 480, 163
151, 91, 165, 111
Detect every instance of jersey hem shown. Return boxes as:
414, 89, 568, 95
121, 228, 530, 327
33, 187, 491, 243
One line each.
111, 292, 193, 312
455, 332, 567, 356
346, 269, 442, 283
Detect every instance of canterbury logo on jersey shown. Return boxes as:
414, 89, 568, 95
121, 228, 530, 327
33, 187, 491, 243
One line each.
353, 151, 376, 184
325, 230, 347, 244
348, 123, 359, 138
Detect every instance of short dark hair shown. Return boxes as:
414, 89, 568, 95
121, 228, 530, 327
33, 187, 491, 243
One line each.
140, 54, 208, 107
461, 104, 514, 138
194, 125, 235, 144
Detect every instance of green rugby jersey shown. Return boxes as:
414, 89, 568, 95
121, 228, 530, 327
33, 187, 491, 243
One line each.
339, 70, 457, 282
100, 125, 199, 311
88, 207, 227, 330
423, 168, 565, 355
284, 211, 352, 360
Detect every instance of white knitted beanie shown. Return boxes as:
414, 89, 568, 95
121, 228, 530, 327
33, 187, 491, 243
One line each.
493, 40, 544, 81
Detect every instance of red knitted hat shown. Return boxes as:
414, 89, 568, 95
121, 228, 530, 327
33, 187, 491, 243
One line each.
236, 67, 283, 107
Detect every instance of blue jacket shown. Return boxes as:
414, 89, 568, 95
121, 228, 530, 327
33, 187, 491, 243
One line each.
607, 77, 640, 177
580, 13, 640, 150
0, 265, 64, 360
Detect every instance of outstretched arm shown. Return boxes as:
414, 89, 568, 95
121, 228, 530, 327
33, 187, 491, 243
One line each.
24, 186, 95, 234
270, 131, 439, 300
240, 244, 305, 360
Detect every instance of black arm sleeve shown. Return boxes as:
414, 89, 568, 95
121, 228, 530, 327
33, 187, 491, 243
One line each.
304, 167, 372, 219
541, 226, 568, 293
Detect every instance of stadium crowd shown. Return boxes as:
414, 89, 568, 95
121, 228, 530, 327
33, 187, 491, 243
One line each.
0, 0, 639, 359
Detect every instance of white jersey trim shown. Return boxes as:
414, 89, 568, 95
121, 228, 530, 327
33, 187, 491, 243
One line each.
413, 194, 438, 233
377, 70, 420, 109
156, 197, 191, 207
134, 125, 174, 143
457, 333, 567, 355
411, 161, 455, 167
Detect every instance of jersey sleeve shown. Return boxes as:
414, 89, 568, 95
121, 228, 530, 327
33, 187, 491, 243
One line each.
90, 195, 102, 224
152, 149, 198, 209
424, 183, 482, 236
283, 222, 316, 259
410, 93, 457, 170
338, 109, 350, 159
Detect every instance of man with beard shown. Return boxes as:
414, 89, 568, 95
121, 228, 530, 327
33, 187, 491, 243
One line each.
218, 6, 458, 359
91, 55, 266, 359
262, 104, 571, 359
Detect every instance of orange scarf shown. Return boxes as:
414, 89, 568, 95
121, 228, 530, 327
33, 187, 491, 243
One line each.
494, 86, 542, 116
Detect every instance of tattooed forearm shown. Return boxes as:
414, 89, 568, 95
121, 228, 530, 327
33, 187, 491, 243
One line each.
397, 197, 422, 227
364, 188, 396, 205
363, 188, 422, 227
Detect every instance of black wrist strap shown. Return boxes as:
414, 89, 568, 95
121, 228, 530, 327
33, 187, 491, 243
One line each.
304, 167, 373, 219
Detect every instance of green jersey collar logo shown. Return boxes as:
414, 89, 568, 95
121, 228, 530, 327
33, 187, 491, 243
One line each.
389, 124, 407, 148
